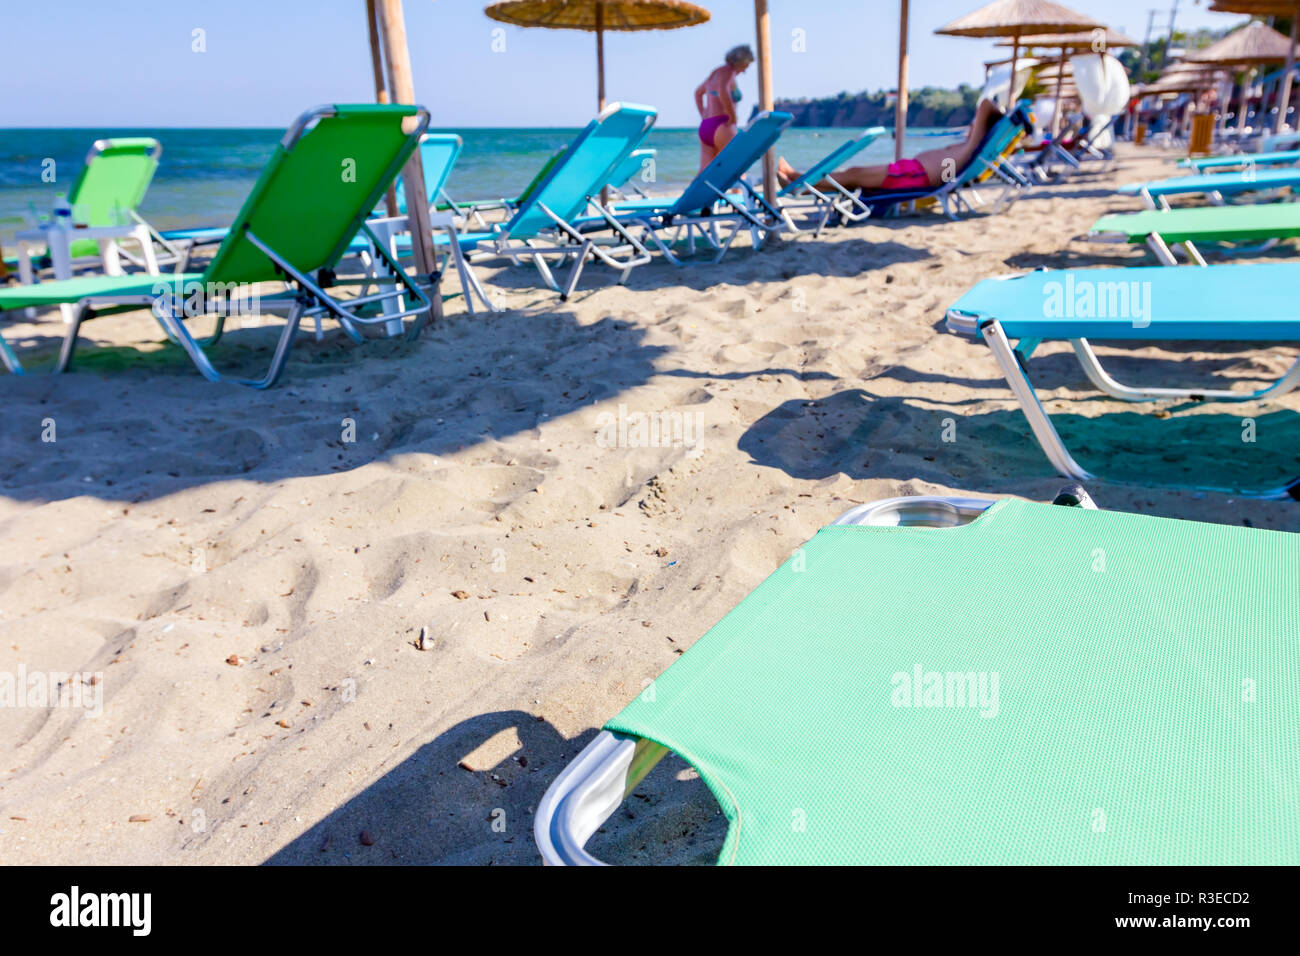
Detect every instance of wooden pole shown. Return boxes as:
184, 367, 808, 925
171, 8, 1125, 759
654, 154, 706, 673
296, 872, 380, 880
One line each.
1278, 14, 1298, 134
1008, 33, 1020, 108
1237, 68, 1254, 131
596, 4, 606, 110
895, 0, 909, 162
754, 0, 776, 206
1052, 47, 1066, 139
377, 0, 441, 322
367, 0, 399, 218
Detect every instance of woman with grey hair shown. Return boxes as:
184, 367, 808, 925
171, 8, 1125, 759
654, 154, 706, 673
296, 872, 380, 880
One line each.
694, 44, 754, 170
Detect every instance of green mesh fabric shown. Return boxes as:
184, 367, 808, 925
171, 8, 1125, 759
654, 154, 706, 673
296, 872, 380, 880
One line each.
606, 499, 1300, 865
1093, 204, 1300, 244
0, 273, 203, 310
204, 105, 423, 285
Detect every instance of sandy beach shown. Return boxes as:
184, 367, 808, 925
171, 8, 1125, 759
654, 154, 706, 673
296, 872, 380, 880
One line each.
2, 142, 1298, 865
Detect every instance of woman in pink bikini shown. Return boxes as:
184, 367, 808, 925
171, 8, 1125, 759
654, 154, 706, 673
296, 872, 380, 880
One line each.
694, 45, 754, 170
776, 99, 1006, 192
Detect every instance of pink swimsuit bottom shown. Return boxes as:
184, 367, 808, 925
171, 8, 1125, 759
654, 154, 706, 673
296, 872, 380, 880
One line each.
699, 114, 729, 146
881, 157, 930, 189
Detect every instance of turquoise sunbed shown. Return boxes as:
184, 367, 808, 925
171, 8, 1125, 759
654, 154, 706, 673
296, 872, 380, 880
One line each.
537, 489, 1300, 865
605, 148, 657, 198
1178, 149, 1300, 172
0, 104, 431, 386
856, 102, 1035, 221
586, 111, 794, 263
1119, 168, 1300, 209
776, 127, 888, 234
945, 262, 1300, 496
1090, 203, 1300, 265
358, 102, 659, 301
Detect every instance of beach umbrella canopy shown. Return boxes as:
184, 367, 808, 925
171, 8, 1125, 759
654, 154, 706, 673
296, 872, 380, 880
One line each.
484, 0, 710, 110
936, 1, 1102, 110
1187, 19, 1295, 130
1209, 2, 1300, 131
1184, 18, 1294, 65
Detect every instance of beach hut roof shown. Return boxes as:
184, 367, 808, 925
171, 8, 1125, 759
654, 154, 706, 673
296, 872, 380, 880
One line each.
484, 0, 709, 31
1184, 20, 1295, 65
935, 0, 1102, 39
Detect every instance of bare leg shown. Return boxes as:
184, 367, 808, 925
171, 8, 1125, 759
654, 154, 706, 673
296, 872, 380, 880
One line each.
777, 156, 892, 190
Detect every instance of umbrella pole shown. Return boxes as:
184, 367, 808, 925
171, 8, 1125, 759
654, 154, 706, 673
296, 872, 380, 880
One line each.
377, 0, 441, 323
1008, 33, 1020, 108
596, 5, 605, 111
1279, 15, 1298, 134
1237, 68, 1253, 132
1052, 47, 1066, 139
596, 6, 608, 205
367, 0, 399, 219
895, 0, 909, 162
754, 0, 776, 206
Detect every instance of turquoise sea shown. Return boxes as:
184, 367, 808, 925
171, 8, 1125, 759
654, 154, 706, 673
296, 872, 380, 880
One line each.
0, 125, 958, 243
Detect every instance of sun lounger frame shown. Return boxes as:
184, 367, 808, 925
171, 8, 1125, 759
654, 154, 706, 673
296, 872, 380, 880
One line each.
945, 271, 1300, 498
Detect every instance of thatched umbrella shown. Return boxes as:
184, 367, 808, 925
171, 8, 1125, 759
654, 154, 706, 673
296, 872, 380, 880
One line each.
1210, 1, 1300, 132
1186, 19, 1294, 130
485, 0, 710, 112
936, 0, 1102, 109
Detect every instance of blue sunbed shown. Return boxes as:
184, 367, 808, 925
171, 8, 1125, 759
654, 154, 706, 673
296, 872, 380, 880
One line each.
1119, 168, 1300, 209
855, 102, 1035, 220
1177, 150, 1300, 173
945, 262, 1300, 496
777, 126, 887, 234
586, 111, 794, 263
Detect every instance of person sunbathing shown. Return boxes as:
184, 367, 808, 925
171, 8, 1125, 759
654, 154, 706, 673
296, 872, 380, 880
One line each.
777, 99, 1007, 192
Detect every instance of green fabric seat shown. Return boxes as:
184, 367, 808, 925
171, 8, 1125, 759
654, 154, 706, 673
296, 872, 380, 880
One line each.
1092, 203, 1300, 245
0, 273, 202, 310
606, 499, 1300, 865
0, 104, 431, 386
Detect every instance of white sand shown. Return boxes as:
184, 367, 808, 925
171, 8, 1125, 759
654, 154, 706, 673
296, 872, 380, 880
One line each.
2, 143, 1298, 864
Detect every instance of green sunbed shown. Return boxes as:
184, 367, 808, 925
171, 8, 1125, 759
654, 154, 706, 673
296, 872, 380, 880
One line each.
0, 104, 430, 386
1090, 203, 1300, 265
537, 490, 1300, 865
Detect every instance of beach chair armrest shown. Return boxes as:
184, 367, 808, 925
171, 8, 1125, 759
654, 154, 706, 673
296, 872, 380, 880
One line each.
534, 730, 668, 866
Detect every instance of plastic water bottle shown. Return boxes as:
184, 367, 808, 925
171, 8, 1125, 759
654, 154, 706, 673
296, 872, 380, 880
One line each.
53, 193, 73, 228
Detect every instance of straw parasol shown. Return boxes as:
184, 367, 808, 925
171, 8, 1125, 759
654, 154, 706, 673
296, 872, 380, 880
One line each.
936, 0, 1102, 110
1186, 19, 1295, 130
1210, 1, 1300, 132
484, 0, 710, 112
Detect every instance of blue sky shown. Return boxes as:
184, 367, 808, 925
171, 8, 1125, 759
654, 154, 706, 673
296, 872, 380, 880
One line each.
1, 0, 1242, 128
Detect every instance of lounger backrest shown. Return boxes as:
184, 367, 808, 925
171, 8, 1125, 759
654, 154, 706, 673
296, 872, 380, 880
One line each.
67, 137, 161, 227
956, 105, 1030, 188
608, 148, 656, 190
669, 111, 795, 215
204, 104, 428, 285
499, 103, 657, 240
395, 132, 462, 212
779, 127, 887, 196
